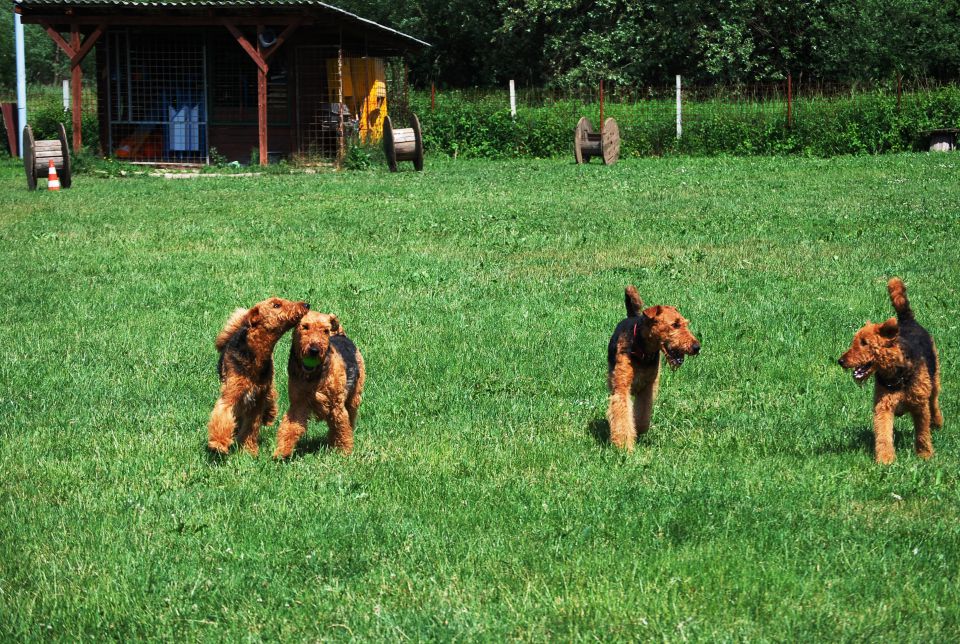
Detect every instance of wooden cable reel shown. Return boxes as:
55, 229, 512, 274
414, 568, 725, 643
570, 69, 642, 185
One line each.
573, 116, 620, 165
23, 123, 72, 190
382, 114, 424, 172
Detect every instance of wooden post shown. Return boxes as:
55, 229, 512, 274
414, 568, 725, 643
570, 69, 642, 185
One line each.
71, 25, 82, 151
225, 23, 272, 165
786, 72, 793, 129
599, 79, 604, 127
37, 22, 103, 154
256, 25, 268, 166
337, 41, 345, 165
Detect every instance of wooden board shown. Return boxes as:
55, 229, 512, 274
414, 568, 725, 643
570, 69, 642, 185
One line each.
382, 115, 398, 172
574, 116, 594, 164
601, 117, 620, 165
411, 113, 424, 171
23, 125, 36, 191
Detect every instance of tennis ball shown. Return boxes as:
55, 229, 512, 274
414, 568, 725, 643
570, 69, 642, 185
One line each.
302, 355, 321, 369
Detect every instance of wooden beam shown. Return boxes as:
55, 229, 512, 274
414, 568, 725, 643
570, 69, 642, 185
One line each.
225, 22, 268, 74
262, 21, 300, 62
40, 22, 76, 57
71, 25, 82, 151
257, 25, 268, 166
70, 24, 105, 67
23, 15, 310, 27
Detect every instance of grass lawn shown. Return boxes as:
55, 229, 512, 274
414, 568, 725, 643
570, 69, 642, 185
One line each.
1, 153, 959, 641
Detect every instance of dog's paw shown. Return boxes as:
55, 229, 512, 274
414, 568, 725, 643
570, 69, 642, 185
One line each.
207, 440, 231, 455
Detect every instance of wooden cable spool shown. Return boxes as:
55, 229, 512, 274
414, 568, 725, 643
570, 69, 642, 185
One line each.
383, 114, 424, 172
23, 123, 71, 190
573, 116, 620, 165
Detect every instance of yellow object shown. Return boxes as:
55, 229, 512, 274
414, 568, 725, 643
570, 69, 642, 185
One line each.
327, 57, 388, 143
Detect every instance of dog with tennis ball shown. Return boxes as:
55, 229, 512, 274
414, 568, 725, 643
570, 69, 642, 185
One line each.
274, 311, 366, 457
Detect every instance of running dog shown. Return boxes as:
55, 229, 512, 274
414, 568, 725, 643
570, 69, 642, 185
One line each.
839, 278, 942, 463
606, 286, 701, 450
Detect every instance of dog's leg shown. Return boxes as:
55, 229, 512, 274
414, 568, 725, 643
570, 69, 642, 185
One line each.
207, 397, 237, 454
346, 391, 362, 429
931, 396, 943, 430
931, 357, 943, 429
607, 391, 635, 451
633, 368, 660, 435
274, 407, 309, 459
912, 405, 934, 459
239, 416, 261, 457
262, 385, 279, 427
347, 362, 365, 429
873, 406, 896, 464
326, 405, 354, 454
607, 354, 636, 450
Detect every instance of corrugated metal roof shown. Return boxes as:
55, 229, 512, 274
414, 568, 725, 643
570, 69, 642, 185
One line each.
13, 0, 431, 49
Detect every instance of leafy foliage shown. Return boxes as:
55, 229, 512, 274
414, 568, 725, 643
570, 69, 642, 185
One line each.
411, 86, 960, 158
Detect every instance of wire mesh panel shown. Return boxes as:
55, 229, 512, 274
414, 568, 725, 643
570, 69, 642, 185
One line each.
106, 30, 207, 163
295, 46, 346, 160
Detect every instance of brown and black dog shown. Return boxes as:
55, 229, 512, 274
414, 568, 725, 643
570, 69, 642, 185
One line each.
606, 286, 701, 450
839, 278, 943, 463
207, 297, 309, 456
273, 311, 366, 458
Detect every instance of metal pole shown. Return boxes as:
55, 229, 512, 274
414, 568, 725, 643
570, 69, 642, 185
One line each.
509, 79, 516, 117
675, 75, 682, 139
15, 11, 27, 157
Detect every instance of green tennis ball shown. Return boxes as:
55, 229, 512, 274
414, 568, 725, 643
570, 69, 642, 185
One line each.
302, 355, 321, 369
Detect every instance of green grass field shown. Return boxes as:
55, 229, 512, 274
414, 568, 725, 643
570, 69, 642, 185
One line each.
1, 153, 959, 641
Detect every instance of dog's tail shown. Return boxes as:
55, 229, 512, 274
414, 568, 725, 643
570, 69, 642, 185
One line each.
887, 278, 914, 321
215, 307, 249, 352
625, 285, 644, 318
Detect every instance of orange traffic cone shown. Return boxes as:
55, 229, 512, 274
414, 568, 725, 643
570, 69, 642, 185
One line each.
47, 159, 61, 191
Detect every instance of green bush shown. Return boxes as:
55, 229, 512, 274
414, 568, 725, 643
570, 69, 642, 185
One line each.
408, 86, 960, 159
1, 87, 99, 157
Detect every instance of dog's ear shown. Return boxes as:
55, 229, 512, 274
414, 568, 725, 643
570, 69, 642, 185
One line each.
643, 305, 662, 320
329, 314, 341, 334
879, 317, 899, 339
247, 304, 262, 328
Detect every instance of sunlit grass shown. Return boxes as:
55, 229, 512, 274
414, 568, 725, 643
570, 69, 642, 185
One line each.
1, 153, 958, 640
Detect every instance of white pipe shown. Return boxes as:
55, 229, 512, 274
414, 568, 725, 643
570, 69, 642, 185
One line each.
15, 9, 28, 157
509, 79, 516, 117
675, 74, 682, 139
63, 79, 70, 111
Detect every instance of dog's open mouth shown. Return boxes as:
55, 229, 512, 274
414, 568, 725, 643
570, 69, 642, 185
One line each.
852, 363, 872, 383
663, 346, 685, 369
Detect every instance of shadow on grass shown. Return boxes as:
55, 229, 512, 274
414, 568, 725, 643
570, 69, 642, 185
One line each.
588, 417, 610, 446
294, 435, 331, 458
816, 426, 913, 456
204, 446, 229, 466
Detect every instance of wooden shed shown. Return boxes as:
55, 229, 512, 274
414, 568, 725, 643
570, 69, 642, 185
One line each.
13, 0, 429, 164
